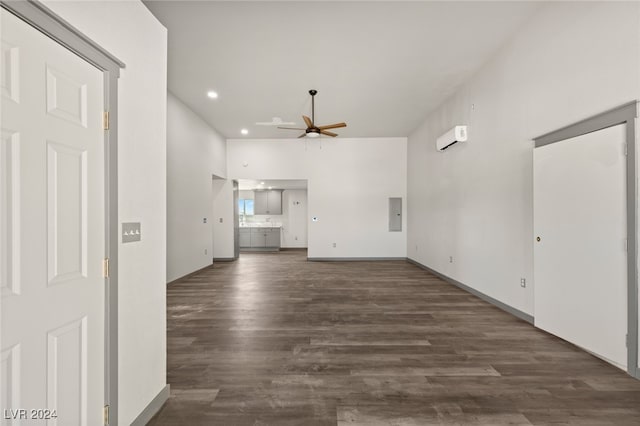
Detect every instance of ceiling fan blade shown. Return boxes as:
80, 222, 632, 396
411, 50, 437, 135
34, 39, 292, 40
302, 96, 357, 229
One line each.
277, 127, 306, 130
303, 115, 313, 128
318, 122, 347, 130
320, 130, 338, 137
297, 133, 306, 138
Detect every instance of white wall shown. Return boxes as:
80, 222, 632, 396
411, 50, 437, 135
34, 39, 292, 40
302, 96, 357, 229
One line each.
42, 1, 168, 424
407, 1, 640, 318
282, 190, 308, 248
166, 92, 226, 282
212, 179, 235, 259
239, 190, 254, 200
227, 138, 407, 258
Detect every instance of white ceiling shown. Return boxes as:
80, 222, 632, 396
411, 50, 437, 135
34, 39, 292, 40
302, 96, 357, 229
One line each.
145, 1, 541, 139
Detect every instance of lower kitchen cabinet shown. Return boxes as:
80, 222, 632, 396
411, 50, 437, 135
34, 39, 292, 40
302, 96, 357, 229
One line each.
239, 228, 251, 247
265, 228, 280, 247
250, 228, 266, 248
240, 227, 281, 249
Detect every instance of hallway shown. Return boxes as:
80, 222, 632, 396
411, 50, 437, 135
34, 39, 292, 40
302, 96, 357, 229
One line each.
149, 252, 640, 425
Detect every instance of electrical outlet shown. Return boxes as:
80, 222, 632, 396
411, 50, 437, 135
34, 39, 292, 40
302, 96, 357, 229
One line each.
449, 256, 453, 263
415, 245, 418, 252
295, 236, 298, 241
219, 218, 223, 223
520, 278, 526, 288
203, 218, 207, 223
333, 242, 337, 248
204, 248, 208, 255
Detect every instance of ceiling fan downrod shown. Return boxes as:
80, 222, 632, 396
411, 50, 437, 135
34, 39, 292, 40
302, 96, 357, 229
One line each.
309, 89, 317, 124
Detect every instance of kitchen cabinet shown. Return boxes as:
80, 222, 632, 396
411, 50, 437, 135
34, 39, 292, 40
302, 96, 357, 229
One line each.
239, 228, 251, 247
265, 228, 280, 247
241, 227, 281, 249
254, 190, 282, 215
250, 228, 266, 248
267, 191, 282, 215
254, 191, 268, 215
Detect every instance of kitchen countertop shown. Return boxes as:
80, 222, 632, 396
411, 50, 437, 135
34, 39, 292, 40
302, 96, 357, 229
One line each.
240, 223, 282, 228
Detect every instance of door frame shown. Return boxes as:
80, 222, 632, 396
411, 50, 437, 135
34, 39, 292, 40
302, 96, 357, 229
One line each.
1, 0, 125, 422
233, 180, 240, 259
534, 100, 639, 378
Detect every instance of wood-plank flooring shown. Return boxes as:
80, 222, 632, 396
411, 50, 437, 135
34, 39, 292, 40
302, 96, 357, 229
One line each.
149, 251, 640, 425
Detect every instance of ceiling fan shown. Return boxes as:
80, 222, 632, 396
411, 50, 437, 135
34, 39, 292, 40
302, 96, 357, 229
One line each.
278, 89, 346, 138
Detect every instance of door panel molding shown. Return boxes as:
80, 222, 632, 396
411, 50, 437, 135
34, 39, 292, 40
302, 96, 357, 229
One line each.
47, 317, 88, 426
0, 344, 21, 419
0, 40, 20, 102
0, 129, 21, 297
534, 100, 639, 378
46, 141, 88, 286
0, 0, 125, 422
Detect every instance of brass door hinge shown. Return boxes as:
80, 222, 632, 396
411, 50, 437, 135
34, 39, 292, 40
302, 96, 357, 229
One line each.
103, 111, 109, 130
103, 258, 110, 278
103, 405, 109, 425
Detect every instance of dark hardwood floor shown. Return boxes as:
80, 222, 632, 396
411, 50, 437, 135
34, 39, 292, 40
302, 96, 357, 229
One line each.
149, 251, 640, 425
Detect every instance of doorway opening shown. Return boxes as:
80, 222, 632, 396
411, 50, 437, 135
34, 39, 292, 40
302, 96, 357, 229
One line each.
237, 179, 308, 255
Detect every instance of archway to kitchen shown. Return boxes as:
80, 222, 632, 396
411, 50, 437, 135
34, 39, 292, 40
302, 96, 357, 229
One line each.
238, 179, 308, 256
212, 178, 308, 260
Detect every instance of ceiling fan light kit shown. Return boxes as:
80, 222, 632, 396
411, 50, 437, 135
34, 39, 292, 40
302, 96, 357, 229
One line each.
278, 89, 347, 138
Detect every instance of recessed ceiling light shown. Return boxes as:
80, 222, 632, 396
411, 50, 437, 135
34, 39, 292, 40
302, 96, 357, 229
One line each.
241, 129, 249, 135
207, 91, 218, 99
260, 182, 265, 185
268, 186, 273, 190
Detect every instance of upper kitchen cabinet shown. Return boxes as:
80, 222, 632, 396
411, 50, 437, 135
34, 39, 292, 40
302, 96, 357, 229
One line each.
254, 191, 268, 214
254, 190, 282, 215
267, 190, 282, 214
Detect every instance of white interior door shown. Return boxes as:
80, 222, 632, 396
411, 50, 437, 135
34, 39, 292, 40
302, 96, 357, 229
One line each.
534, 124, 627, 369
1, 9, 105, 425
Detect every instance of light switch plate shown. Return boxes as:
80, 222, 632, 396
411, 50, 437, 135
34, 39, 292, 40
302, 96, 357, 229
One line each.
122, 222, 141, 243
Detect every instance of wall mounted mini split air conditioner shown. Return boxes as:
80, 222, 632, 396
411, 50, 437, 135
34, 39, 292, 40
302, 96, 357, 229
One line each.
436, 125, 468, 151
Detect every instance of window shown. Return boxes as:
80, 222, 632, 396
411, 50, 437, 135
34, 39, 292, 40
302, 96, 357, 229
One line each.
238, 198, 254, 216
